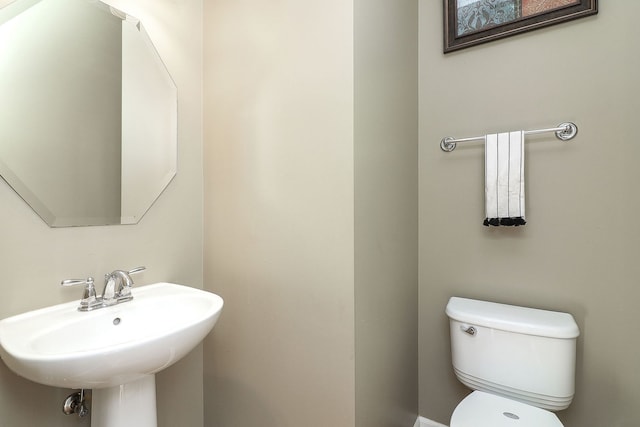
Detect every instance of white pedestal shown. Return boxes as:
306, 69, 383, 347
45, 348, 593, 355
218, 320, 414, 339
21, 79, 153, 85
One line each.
91, 375, 157, 427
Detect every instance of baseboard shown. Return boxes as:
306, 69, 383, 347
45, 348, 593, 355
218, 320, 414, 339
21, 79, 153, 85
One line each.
414, 416, 449, 427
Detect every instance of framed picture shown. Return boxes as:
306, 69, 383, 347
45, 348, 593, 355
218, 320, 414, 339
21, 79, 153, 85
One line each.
444, 0, 597, 53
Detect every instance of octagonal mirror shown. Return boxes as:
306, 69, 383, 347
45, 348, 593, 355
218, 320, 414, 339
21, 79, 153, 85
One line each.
0, 0, 177, 227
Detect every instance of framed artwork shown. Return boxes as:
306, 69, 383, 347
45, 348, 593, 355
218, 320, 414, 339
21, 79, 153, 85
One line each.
444, 0, 597, 53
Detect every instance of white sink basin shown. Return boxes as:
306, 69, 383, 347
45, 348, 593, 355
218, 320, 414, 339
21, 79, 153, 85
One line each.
0, 282, 223, 389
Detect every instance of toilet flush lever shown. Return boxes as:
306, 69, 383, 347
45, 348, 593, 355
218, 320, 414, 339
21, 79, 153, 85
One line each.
461, 325, 477, 336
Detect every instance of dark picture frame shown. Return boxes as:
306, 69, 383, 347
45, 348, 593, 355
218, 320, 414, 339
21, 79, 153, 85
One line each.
444, 0, 597, 53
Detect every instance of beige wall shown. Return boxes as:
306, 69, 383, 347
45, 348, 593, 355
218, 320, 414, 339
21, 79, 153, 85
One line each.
354, 0, 418, 426
203, 1, 355, 425
419, 2, 639, 426
203, 0, 418, 426
0, 0, 203, 426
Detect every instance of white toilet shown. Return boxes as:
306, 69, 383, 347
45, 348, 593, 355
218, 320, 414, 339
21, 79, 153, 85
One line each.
445, 297, 580, 427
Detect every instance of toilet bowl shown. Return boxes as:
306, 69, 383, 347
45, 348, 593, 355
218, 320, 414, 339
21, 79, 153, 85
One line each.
451, 391, 563, 427
445, 297, 579, 427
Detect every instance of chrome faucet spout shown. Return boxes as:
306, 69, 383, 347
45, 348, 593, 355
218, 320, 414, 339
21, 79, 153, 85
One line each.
102, 266, 145, 305
102, 270, 132, 305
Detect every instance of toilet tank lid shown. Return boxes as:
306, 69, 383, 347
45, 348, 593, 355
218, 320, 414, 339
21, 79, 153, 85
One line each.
446, 297, 580, 339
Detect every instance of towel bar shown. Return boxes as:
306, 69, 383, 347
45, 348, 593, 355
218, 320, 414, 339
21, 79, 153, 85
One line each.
440, 122, 578, 152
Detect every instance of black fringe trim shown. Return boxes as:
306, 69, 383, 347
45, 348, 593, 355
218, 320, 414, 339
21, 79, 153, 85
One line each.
483, 217, 526, 227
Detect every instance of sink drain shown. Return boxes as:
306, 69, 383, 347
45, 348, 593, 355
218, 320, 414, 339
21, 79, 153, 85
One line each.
113, 317, 121, 325
503, 412, 520, 420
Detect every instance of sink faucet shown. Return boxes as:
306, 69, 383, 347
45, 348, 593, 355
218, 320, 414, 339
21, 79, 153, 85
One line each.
62, 266, 146, 311
103, 270, 133, 305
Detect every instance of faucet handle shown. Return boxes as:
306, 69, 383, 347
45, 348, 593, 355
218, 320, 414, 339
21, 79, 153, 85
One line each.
127, 266, 146, 275
121, 266, 145, 290
61, 277, 101, 311
114, 266, 146, 301
61, 277, 93, 287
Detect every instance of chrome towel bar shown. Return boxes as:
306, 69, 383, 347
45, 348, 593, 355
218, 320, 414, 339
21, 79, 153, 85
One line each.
440, 122, 578, 152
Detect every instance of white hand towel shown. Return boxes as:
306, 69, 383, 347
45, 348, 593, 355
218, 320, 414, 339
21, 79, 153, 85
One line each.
484, 131, 526, 226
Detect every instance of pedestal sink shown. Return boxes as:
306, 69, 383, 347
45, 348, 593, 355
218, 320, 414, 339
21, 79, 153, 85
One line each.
0, 282, 223, 427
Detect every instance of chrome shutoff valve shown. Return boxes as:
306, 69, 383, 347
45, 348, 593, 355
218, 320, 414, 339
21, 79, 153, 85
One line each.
63, 389, 89, 418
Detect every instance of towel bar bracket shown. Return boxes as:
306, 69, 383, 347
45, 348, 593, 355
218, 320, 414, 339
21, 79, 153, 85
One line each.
554, 122, 578, 141
440, 122, 578, 152
440, 136, 457, 152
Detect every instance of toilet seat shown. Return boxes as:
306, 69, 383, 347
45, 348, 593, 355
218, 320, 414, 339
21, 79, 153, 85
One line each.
450, 391, 564, 427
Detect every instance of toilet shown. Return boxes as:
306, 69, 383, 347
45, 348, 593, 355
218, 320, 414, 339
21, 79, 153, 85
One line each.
445, 297, 580, 427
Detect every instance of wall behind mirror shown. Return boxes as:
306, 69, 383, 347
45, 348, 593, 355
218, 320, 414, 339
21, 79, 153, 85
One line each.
0, 0, 177, 227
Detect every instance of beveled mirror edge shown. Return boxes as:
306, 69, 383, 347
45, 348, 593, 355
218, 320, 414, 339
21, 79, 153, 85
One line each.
0, 0, 179, 227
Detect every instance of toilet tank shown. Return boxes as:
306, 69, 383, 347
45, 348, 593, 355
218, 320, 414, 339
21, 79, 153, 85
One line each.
446, 297, 580, 411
